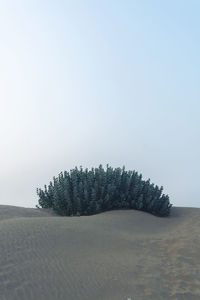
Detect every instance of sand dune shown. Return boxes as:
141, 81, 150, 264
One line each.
0, 205, 199, 300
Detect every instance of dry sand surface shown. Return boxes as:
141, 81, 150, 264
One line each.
0, 205, 199, 300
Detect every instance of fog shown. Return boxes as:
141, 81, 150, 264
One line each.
0, 1, 199, 207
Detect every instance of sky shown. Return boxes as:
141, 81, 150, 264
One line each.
0, 0, 199, 208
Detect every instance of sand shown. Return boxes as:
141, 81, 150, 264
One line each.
0, 205, 199, 300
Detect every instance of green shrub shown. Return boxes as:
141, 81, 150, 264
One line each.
36, 165, 172, 217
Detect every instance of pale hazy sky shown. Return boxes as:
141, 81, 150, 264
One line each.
0, 0, 199, 208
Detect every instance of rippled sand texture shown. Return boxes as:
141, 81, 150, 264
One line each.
0, 205, 199, 300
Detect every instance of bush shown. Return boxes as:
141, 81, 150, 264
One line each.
36, 165, 172, 217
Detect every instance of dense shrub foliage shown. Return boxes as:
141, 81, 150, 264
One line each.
37, 165, 172, 217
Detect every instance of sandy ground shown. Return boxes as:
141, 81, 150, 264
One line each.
0, 205, 199, 300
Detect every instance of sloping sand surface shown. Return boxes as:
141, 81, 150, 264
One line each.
0, 206, 199, 300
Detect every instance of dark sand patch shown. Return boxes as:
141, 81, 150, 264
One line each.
0, 206, 199, 300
